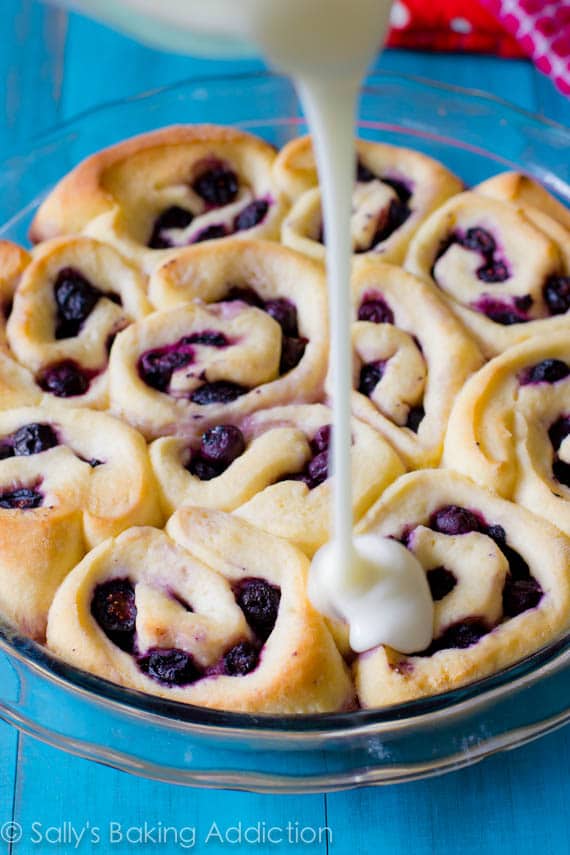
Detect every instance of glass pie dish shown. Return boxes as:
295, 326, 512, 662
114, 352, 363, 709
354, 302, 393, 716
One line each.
0, 71, 569, 793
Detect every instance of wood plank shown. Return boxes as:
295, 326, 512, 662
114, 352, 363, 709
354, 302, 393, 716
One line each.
0, 0, 66, 153
12, 735, 327, 854
326, 725, 570, 855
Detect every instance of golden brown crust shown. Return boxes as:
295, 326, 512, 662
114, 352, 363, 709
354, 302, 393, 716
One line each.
477, 172, 570, 232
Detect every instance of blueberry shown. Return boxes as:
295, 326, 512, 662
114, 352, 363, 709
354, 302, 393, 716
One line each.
381, 176, 412, 203
279, 337, 307, 374
191, 224, 228, 243
552, 457, 570, 487
187, 456, 223, 481
223, 641, 260, 676
138, 347, 193, 393
12, 423, 58, 456
91, 579, 137, 646
0, 487, 43, 510
460, 227, 496, 254
38, 360, 91, 398
430, 505, 483, 535
371, 200, 411, 246
426, 566, 457, 601
356, 160, 375, 183
187, 330, 228, 347
357, 297, 394, 325
200, 424, 245, 467
426, 619, 490, 653
310, 425, 332, 454
406, 405, 425, 433
521, 359, 570, 386
549, 416, 570, 452
54, 268, 101, 339
543, 275, 570, 316
235, 578, 281, 641
234, 199, 269, 232
503, 577, 543, 617
477, 260, 510, 283
148, 206, 194, 249
307, 450, 329, 487
264, 298, 299, 337
193, 164, 239, 206
358, 361, 384, 397
190, 381, 247, 405
139, 648, 201, 686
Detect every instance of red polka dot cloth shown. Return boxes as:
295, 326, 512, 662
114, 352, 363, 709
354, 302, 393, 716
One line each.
387, 0, 570, 96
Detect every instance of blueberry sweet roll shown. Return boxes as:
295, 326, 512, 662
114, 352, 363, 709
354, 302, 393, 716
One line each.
476, 172, 570, 232
405, 191, 570, 357
109, 248, 328, 439
344, 258, 483, 468
151, 404, 404, 552
30, 126, 288, 274
6, 237, 151, 408
0, 405, 162, 638
275, 137, 462, 264
354, 470, 570, 707
47, 511, 353, 713
444, 333, 570, 539
0, 242, 41, 408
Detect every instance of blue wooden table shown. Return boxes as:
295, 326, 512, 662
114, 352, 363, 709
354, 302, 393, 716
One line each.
1, 2, 570, 853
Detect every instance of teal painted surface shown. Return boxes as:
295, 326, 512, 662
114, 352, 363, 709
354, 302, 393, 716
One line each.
1, 2, 570, 853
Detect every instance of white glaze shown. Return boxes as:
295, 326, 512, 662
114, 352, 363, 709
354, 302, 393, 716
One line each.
54, 0, 434, 654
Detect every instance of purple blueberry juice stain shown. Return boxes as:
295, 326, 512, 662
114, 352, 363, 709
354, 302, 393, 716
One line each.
91, 578, 137, 653
224, 285, 264, 308
138, 647, 201, 686
264, 298, 299, 337
417, 618, 491, 656
519, 359, 570, 386
357, 293, 394, 324
148, 206, 194, 249
192, 161, 239, 207
405, 405, 425, 433
473, 296, 529, 326
38, 360, 94, 398
235, 578, 281, 641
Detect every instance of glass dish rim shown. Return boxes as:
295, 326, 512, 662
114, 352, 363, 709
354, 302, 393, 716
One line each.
1, 69, 569, 745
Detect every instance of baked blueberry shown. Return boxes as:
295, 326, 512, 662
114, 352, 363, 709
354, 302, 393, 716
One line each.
234, 199, 269, 231
192, 224, 228, 243
460, 227, 495, 254
279, 337, 307, 374
148, 206, 194, 249
357, 296, 394, 325
520, 359, 570, 386
139, 647, 201, 686
430, 505, 483, 535
91, 579, 137, 649
543, 275, 570, 316
223, 641, 260, 676
426, 566, 457, 601
235, 578, 281, 641
38, 360, 92, 398
264, 298, 299, 337
12, 423, 58, 456
358, 361, 384, 397
54, 268, 101, 339
193, 163, 239, 206
0, 486, 43, 510
190, 381, 248, 405
200, 425, 245, 467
